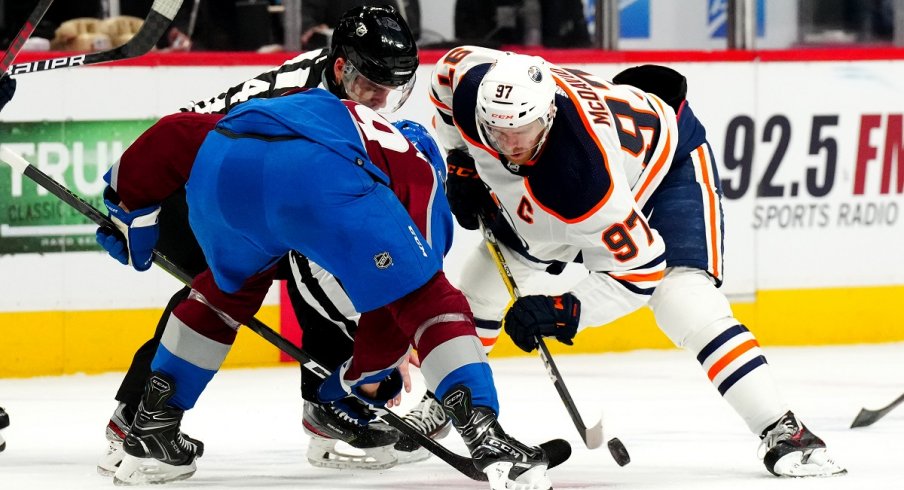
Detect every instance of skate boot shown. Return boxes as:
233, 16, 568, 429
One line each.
759, 411, 846, 477
0, 406, 8, 452
113, 372, 204, 485
442, 385, 552, 490
97, 402, 135, 476
303, 399, 399, 470
394, 392, 452, 464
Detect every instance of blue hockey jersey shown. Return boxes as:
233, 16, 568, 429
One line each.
186, 88, 451, 312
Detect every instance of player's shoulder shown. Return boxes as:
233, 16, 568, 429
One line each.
280, 47, 330, 66
526, 110, 616, 222
148, 112, 224, 140
436, 46, 503, 67
433, 46, 504, 86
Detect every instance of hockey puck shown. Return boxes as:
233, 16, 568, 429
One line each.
540, 438, 572, 469
607, 437, 630, 466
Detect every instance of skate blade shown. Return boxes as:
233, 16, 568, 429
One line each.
112, 454, 198, 486
773, 449, 847, 478
97, 440, 124, 476
393, 446, 431, 465
307, 437, 397, 470
485, 462, 552, 490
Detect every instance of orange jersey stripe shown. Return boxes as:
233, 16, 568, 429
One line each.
632, 97, 672, 202
429, 90, 451, 111
696, 145, 720, 279
707, 339, 760, 380
479, 336, 498, 347
609, 269, 665, 283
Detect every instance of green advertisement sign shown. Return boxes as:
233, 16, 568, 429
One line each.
0, 120, 155, 254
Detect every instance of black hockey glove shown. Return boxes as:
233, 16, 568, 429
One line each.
445, 149, 496, 230
504, 293, 581, 353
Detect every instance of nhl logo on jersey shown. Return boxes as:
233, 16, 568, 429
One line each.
356, 23, 368, 36
374, 251, 393, 269
528, 66, 543, 83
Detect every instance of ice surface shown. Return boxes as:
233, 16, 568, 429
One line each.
0, 343, 901, 489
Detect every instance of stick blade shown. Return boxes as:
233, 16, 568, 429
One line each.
0, 146, 30, 175
583, 417, 604, 449
850, 408, 880, 428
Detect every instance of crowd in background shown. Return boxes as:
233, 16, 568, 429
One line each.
0, 0, 898, 54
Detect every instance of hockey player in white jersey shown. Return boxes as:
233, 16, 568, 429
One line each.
429, 46, 846, 478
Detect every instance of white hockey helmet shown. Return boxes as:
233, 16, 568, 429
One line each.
476, 54, 557, 163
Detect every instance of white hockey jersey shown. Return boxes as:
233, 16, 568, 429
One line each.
430, 46, 680, 328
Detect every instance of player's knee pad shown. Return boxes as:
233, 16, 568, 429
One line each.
458, 241, 514, 321
648, 267, 735, 348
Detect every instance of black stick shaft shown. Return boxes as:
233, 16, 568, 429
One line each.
2, 151, 487, 482
1, 0, 54, 73
479, 215, 604, 449
7, 0, 183, 75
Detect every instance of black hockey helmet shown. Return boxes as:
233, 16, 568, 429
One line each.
330, 5, 419, 87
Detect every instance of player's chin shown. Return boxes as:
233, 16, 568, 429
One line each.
506, 150, 531, 163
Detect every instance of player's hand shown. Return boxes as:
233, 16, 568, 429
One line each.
388, 353, 418, 408
318, 361, 403, 409
95, 186, 160, 271
503, 293, 581, 352
445, 149, 496, 230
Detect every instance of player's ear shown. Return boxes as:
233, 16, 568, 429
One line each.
333, 57, 346, 83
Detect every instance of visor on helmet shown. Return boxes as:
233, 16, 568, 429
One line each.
341, 59, 415, 113
479, 115, 550, 161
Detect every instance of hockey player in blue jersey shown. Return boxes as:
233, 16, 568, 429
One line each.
430, 46, 846, 478
110, 88, 565, 489
97, 6, 452, 473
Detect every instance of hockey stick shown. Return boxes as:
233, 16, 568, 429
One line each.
0, 145, 485, 480
479, 215, 632, 465
1, 0, 54, 73
0, 147, 570, 481
6, 0, 183, 75
850, 393, 904, 428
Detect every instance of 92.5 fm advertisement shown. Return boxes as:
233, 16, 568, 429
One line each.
696, 61, 904, 292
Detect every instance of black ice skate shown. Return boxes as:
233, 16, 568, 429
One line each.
303, 399, 399, 470
759, 410, 846, 477
0, 406, 9, 452
442, 385, 552, 490
113, 373, 204, 485
97, 402, 135, 476
393, 392, 452, 464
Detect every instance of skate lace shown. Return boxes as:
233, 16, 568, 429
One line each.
402, 396, 447, 434
176, 433, 197, 454
330, 403, 369, 427
757, 415, 798, 459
